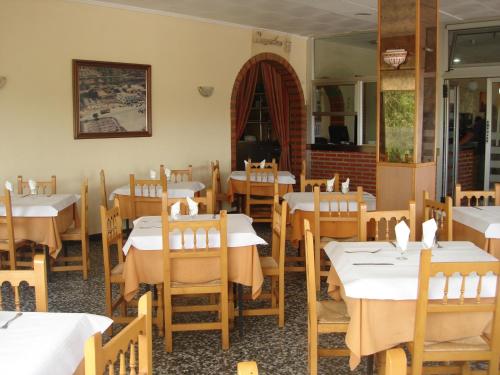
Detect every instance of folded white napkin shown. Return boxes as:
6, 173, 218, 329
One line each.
422, 218, 438, 248
149, 169, 157, 179
395, 220, 410, 251
341, 178, 350, 194
28, 179, 37, 194
259, 159, 266, 169
4, 181, 13, 192
170, 201, 181, 220
164, 168, 171, 182
326, 177, 335, 192
186, 197, 198, 216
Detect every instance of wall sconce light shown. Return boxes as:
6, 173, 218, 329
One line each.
198, 86, 214, 97
0, 76, 7, 89
382, 49, 408, 69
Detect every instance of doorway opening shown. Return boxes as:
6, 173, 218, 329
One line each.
230, 53, 306, 178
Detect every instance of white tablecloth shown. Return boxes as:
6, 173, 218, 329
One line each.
229, 171, 296, 185
0, 311, 112, 375
109, 181, 206, 200
0, 194, 80, 217
123, 213, 267, 254
453, 206, 500, 239
324, 241, 498, 300
283, 191, 376, 213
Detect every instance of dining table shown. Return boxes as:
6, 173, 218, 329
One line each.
0, 311, 112, 375
227, 171, 296, 203
284, 191, 377, 243
0, 194, 80, 257
324, 240, 498, 370
109, 181, 206, 219
453, 205, 500, 258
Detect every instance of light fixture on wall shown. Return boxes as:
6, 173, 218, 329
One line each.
198, 86, 214, 97
0, 76, 7, 89
382, 49, 408, 69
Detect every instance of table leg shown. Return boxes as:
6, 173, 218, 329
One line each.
366, 354, 374, 375
237, 283, 243, 338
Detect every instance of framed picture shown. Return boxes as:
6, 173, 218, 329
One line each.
72, 59, 152, 139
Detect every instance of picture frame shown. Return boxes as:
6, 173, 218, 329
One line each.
72, 59, 152, 139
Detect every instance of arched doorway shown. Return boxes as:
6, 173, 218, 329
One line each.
230, 53, 306, 178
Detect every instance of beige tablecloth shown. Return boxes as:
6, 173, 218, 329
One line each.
327, 268, 492, 370
0, 204, 76, 258
227, 180, 293, 203
123, 245, 264, 301
453, 220, 500, 258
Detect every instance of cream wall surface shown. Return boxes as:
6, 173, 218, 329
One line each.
0, 0, 308, 233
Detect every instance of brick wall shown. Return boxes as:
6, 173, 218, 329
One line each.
457, 148, 476, 190
310, 150, 377, 194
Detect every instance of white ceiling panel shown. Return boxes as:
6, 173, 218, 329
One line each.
76, 0, 500, 36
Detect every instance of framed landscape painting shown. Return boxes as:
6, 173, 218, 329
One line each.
72, 60, 152, 139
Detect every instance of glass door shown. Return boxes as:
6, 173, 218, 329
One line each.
486, 78, 500, 188
442, 82, 460, 198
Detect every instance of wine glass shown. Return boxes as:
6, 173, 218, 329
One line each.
396, 242, 408, 260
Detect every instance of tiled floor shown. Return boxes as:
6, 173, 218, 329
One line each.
6, 225, 369, 375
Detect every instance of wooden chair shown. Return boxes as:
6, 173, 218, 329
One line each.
17, 175, 56, 195
211, 160, 226, 212
423, 191, 453, 241
455, 183, 500, 206
245, 160, 278, 223
410, 249, 500, 375
162, 199, 229, 352
99, 169, 108, 210
313, 186, 363, 290
85, 291, 152, 375
242, 196, 287, 327
358, 201, 416, 242
161, 164, 193, 183
376, 348, 407, 375
165, 188, 214, 215
0, 189, 31, 269
0, 253, 48, 311
53, 178, 89, 279
237, 362, 259, 375
129, 173, 167, 219
301, 160, 339, 192
304, 220, 350, 375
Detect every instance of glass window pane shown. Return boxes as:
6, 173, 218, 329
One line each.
450, 26, 500, 68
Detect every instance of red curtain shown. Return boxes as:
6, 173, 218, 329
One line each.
235, 63, 259, 141
261, 62, 290, 171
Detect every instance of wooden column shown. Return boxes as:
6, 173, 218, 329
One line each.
376, 0, 439, 235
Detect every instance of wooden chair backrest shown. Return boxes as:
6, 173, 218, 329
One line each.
304, 222, 318, 334
455, 183, 500, 206
245, 161, 278, 198
412, 249, 500, 374
237, 361, 259, 375
99, 169, 108, 210
0, 254, 48, 311
162, 189, 214, 215
271, 196, 287, 273
129, 174, 167, 219
313, 185, 363, 238
0, 188, 16, 269
162, 164, 193, 183
99, 202, 124, 283
359, 201, 416, 241
162, 201, 228, 287
300, 174, 339, 193
85, 291, 152, 375
423, 191, 452, 241
17, 175, 56, 195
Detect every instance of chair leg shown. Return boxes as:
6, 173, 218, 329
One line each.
81, 240, 88, 280
315, 246, 321, 291
119, 284, 127, 317
271, 276, 277, 308
156, 284, 164, 338
309, 326, 318, 375
221, 289, 229, 350
164, 287, 173, 352
488, 357, 499, 375
278, 274, 285, 328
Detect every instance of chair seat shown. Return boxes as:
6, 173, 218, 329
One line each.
60, 227, 81, 241
423, 336, 489, 352
171, 279, 221, 288
0, 239, 30, 251
260, 256, 278, 270
317, 300, 350, 324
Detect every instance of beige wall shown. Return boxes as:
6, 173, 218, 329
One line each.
0, 0, 308, 233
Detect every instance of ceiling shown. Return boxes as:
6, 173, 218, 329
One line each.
84, 0, 500, 37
